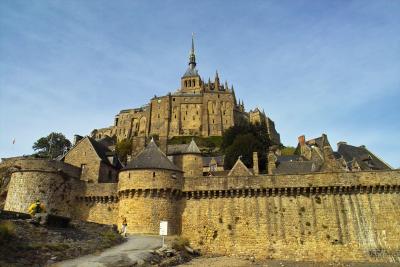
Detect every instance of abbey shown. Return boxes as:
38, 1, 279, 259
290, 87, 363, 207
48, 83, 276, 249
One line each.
2, 37, 400, 264
92, 36, 280, 154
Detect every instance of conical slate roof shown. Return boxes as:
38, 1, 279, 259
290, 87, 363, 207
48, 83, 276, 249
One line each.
123, 139, 182, 172
186, 139, 201, 154
167, 139, 201, 155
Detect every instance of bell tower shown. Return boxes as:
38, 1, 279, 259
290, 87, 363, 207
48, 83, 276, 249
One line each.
181, 34, 202, 93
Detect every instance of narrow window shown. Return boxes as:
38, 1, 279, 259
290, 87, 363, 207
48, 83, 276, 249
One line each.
153, 172, 156, 178
193, 79, 196, 86
185, 81, 187, 87
80, 164, 87, 176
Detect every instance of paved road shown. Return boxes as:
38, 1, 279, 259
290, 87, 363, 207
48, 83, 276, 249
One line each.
52, 235, 162, 267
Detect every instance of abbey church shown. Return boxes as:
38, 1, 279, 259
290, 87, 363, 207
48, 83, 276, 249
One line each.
2, 37, 400, 264
91, 36, 280, 154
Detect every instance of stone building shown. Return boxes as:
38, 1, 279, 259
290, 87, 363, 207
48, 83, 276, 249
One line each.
2, 36, 400, 264
62, 136, 121, 183
268, 134, 391, 175
91, 37, 280, 155
3, 138, 400, 263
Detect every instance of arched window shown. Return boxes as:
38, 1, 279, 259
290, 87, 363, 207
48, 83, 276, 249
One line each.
153, 172, 156, 178
193, 79, 196, 86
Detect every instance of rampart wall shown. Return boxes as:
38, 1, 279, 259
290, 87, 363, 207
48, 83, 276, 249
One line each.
4, 159, 400, 263
181, 170, 400, 262
73, 182, 118, 225
4, 159, 81, 217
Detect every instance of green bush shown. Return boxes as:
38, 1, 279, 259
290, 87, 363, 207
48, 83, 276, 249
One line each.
0, 220, 15, 243
101, 230, 120, 246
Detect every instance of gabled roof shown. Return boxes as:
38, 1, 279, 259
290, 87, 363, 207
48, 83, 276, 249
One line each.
306, 134, 330, 148
228, 157, 253, 176
337, 143, 392, 170
61, 136, 122, 169
97, 136, 116, 149
88, 137, 122, 169
274, 161, 318, 174
167, 139, 201, 155
123, 139, 182, 172
202, 155, 225, 167
276, 155, 304, 162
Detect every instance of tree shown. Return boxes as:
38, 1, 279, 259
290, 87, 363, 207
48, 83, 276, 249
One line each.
115, 138, 132, 164
32, 132, 71, 159
222, 122, 271, 171
281, 146, 296, 156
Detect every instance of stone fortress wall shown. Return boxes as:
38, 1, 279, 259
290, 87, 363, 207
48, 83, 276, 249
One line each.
4, 159, 81, 217
3, 159, 400, 263
181, 170, 400, 262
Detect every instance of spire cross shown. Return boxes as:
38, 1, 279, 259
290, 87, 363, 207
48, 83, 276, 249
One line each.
191, 32, 195, 53
188, 33, 196, 69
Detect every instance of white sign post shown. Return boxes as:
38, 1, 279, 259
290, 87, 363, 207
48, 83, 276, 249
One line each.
159, 221, 168, 247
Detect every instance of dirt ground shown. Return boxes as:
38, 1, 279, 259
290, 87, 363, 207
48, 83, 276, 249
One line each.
178, 256, 400, 267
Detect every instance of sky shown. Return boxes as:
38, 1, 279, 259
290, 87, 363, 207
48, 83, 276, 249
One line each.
0, 0, 399, 167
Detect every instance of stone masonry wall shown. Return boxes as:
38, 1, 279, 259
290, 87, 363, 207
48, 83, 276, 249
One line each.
64, 138, 101, 182
73, 182, 118, 225
117, 169, 183, 234
4, 159, 81, 217
181, 170, 400, 263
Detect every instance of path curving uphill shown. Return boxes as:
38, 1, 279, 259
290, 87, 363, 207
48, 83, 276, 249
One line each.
53, 235, 162, 267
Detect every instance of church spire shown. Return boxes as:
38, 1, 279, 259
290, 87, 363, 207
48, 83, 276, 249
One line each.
188, 33, 196, 69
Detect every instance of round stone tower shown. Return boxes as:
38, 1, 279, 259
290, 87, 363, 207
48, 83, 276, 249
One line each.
4, 159, 80, 217
118, 139, 183, 235
172, 139, 203, 177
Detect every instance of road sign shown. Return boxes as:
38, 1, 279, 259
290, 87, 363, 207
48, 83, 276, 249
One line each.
159, 221, 168, 236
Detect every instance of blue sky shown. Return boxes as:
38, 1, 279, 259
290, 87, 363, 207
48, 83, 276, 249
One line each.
0, 0, 399, 167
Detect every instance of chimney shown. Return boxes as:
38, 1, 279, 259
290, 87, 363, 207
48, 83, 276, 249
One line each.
267, 151, 277, 175
73, 135, 83, 145
298, 135, 306, 146
252, 152, 259, 175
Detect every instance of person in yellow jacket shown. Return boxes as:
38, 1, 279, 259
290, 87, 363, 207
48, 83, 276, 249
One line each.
28, 200, 47, 225
28, 200, 46, 216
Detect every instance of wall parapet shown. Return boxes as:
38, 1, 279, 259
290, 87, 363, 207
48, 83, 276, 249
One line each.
8, 158, 81, 179
118, 188, 182, 199
183, 170, 400, 192
183, 184, 400, 199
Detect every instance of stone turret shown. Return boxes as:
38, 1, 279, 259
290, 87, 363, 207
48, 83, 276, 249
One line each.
171, 139, 203, 177
118, 139, 183, 235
